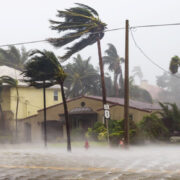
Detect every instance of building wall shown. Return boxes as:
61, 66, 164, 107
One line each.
21, 96, 159, 142
37, 97, 105, 122
99, 105, 151, 123
9, 86, 62, 119
1, 87, 11, 111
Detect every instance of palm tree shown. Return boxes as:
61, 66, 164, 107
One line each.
48, 3, 108, 120
0, 46, 28, 71
103, 43, 124, 97
64, 54, 100, 97
169, 56, 180, 74
22, 50, 71, 151
132, 66, 143, 83
22, 51, 56, 147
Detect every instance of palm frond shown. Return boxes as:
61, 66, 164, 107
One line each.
60, 33, 99, 60
75, 3, 99, 16
169, 56, 180, 74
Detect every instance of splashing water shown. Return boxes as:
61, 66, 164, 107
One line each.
0, 144, 180, 180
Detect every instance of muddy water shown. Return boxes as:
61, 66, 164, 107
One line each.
0, 145, 180, 180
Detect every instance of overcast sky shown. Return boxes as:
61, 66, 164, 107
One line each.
1, 0, 180, 85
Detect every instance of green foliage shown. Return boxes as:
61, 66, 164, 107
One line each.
103, 43, 124, 97
86, 122, 107, 141
22, 50, 66, 88
64, 54, 100, 97
130, 84, 153, 103
158, 102, 180, 132
49, 3, 107, 60
138, 113, 169, 141
87, 119, 138, 145
0, 46, 28, 71
169, 56, 180, 74
156, 72, 180, 107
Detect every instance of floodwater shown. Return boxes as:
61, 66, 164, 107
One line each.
0, 144, 180, 180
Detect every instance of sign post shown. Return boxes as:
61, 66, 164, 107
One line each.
104, 104, 110, 144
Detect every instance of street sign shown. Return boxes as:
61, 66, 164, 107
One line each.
104, 110, 110, 119
104, 104, 109, 110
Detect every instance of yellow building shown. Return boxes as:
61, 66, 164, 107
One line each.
0, 66, 62, 133
21, 95, 161, 143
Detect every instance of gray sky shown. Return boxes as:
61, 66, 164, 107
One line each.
1, 0, 180, 84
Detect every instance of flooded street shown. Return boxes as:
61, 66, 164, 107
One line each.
0, 145, 180, 180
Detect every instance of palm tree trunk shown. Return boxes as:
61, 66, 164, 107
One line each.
15, 86, 19, 143
60, 81, 71, 152
114, 73, 118, 97
97, 38, 109, 144
43, 81, 47, 147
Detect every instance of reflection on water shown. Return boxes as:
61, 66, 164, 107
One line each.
0, 145, 180, 180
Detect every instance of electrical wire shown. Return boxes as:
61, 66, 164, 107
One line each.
1, 22, 180, 48
129, 28, 180, 79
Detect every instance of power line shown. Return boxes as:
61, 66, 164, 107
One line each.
1, 22, 180, 48
131, 22, 180, 29
0, 40, 47, 48
129, 28, 180, 79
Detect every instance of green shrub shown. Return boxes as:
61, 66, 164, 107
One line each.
138, 113, 169, 141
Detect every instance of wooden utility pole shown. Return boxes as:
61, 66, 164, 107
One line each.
97, 38, 110, 144
124, 20, 129, 146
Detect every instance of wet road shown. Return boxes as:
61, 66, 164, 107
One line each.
0, 145, 180, 180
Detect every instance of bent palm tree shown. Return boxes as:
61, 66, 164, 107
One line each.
22, 50, 71, 151
0, 76, 19, 141
103, 43, 124, 97
48, 3, 109, 142
22, 54, 54, 147
0, 46, 28, 71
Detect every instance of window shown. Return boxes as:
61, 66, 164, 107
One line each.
54, 90, 58, 101
129, 114, 134, 121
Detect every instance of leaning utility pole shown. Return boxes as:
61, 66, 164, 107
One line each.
97, 37, 110, 144
124, 20, 129, 146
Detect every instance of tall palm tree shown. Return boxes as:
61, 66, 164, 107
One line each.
22, 50, 71, 151
0, 76, 19, 141
103, 43, 124, 97
132, 66, 143, 83
48, 3, 108, 121
64, 54, 99, 97
0, 46, 28, 71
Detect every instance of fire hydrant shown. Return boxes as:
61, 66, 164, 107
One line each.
84, 140, 89, 150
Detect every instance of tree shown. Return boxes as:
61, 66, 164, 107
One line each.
0, 46, 28, 71
48, 3, 108, 129
169, 56, 180, 74
103, 43, 124, 97
0, 76, 19, 141
132, 66, 143, 83
129, 76, 153, 103
22, 50, 71, 151
64, 54, 99, 97
157, 72, 180, 106
138, 113, 169, 141
158, 102, 180, 133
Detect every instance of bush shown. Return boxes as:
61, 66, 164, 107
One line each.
138, 113, 169, 142
86, 119, 138, 145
